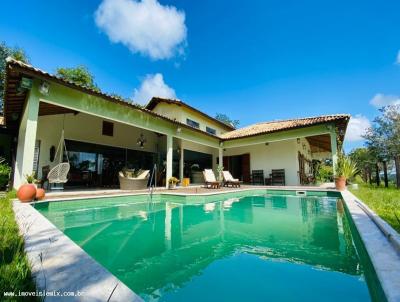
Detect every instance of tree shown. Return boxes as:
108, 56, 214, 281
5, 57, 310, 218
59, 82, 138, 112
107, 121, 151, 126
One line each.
364, 105, 400, 188
0, 42, 29, 112
56, 65, 99, 91
349, 147, 375, 184
215, 113, 239, 128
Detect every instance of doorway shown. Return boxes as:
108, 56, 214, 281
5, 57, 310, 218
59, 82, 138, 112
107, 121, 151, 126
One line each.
223, 153, 250, 183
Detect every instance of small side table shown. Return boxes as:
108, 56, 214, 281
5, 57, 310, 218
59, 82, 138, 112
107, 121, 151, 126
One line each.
182, 178, 190, 187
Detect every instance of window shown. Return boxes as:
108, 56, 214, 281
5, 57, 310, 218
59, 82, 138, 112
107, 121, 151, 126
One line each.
186, 118, 200, 129
102, 121, 114, 136
206, 127, 216, 135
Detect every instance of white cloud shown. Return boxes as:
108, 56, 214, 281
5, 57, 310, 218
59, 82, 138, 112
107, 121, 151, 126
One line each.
370, 93, 400, 108
132, 73, 176, 104
95, 0, 187, 60
345, 115, 371, 142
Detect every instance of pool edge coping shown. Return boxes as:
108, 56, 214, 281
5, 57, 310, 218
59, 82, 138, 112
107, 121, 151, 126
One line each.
13, 200, 143, 302
28, 186, 339, 203
14, 187, 400, 302
341, 190, 400, 302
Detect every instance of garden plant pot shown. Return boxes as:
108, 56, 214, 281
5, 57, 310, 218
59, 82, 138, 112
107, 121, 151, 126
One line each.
17, 184, 37, 202
169, 183, 176, 190
35, 188, 46, 200
335, 176, 347, 191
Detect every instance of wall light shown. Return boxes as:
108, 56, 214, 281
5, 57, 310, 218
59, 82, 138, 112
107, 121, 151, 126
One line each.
137, 133, 147, 148
39, 81, 50, 95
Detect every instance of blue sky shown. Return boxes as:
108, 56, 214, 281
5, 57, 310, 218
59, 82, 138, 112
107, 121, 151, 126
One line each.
1, 0, 400, 151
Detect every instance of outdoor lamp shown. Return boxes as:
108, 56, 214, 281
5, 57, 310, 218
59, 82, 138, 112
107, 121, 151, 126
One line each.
39, 81, 50, 95
137, 133, 147, 148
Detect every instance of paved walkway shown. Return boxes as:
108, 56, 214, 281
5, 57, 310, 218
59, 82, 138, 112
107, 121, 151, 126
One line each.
43, 184, 335, 200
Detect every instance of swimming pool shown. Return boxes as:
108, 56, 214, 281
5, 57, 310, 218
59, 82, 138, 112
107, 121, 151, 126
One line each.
35, 190, 386, 301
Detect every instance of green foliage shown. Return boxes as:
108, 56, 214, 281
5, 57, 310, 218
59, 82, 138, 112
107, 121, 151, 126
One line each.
362, 104, 400, 187
56, 65, 99, 91
168, 177, 179, 184
0, 42, 29, 112
350, 184, 400, 233
24, 173, 37, 184
349, 147, 375, 182
0, 158, 11, 190
335, 153, 359, 180
315, 163, 333, 182
215, 113, 239, 128
0, 191, 37, 301
365, 105, 400, 159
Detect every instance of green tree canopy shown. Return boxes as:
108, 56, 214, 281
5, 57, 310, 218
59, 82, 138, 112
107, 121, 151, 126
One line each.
349, 147, 375, 183
56, 65, 99, 91
0, 42, 29, 112
363, 104, 400, 188
215, 113, 239, 128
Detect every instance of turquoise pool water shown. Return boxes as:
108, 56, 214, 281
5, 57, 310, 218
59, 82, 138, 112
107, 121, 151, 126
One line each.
35, 191, 386, 301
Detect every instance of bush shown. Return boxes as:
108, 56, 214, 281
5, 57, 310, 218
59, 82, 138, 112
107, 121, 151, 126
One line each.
316, 164, 333, 182
0, 159, 11, 190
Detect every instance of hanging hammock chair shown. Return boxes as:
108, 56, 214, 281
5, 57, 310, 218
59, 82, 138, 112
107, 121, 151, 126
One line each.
47, 118, 70, 186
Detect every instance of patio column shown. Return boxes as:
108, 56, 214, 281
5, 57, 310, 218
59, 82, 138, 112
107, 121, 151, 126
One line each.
166, 134, 173, 188
218, 147, 223, 181
330, 129, 338, 175
179, 141, 184, 181
13, 90, 40, 189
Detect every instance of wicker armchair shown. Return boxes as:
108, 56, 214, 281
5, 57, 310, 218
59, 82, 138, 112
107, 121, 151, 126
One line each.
118, 170, 150, 190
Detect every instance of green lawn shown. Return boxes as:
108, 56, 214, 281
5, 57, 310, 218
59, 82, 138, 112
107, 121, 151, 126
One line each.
0, 191, 38, 301
350, 184, 400, 233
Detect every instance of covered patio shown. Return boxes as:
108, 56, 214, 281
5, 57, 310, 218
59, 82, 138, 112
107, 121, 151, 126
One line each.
4, 59, 223, 190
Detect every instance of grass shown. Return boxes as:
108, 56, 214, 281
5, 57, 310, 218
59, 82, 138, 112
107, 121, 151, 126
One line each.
350, 183, 400, 233
0, 190, 38, 301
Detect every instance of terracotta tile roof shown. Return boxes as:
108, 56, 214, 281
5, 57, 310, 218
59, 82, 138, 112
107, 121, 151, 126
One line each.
220, 115, 350, 140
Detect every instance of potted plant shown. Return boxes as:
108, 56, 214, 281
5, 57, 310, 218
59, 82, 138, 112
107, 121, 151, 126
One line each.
335, 154, 359, 191
17, 173, 38, 202
168, 177, 179, 189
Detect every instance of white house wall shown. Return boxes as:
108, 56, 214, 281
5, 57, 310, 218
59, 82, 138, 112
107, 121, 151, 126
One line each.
152, 103, 229, 136
223, 138, 312, 186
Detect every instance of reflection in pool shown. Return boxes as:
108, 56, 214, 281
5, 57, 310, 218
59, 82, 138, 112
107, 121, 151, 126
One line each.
36, 193, 385, 302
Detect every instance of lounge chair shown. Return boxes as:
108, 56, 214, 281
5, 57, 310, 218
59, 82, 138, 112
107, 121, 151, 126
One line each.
202, 169, 220, 189
222, 171, 241, 187
118, 170, 150, 190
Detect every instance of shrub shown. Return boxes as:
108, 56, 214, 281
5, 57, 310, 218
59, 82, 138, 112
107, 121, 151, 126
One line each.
316, 164, 333, 182
0, 158, 11, 190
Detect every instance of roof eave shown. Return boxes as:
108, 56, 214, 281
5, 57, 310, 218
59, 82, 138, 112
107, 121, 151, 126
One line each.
221, 116, 350, 142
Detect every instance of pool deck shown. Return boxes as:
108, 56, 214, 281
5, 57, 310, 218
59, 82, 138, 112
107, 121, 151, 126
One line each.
43, 183, 336, 201
13, 185, 400, 302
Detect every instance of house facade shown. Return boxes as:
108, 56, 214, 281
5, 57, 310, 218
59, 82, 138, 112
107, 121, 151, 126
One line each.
2, 58, 349, 189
